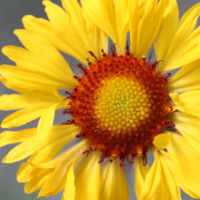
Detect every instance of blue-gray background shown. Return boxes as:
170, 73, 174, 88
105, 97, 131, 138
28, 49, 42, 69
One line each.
0, 0, 199, 200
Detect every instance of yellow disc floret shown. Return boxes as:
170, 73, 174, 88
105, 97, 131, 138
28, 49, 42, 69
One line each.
95, 77, 150, 132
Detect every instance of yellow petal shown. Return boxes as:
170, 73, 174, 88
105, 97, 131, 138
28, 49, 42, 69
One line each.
169, 111, 200, 153
153, 133, 171, 149
167, 59, 200, 93
165, 26, 200, 70
24, 168, 53, 194
0, 78, 63, 98
59, 0, 92, 50
2, 45, 78, 90
38, 162, 70, 197
0, 128, 36, 147
37, 102, 61, 140
158, 3, 200, 72
2, 137, 38, 163
97, 30, 108, 54
0, 90, 65, 129
154, 0, 179, 61
160, 44, 200, 72
141, 150, 181, 200
17, 162, 37, 183
130, 0, 167, 59
0, 94, 34, 110
48, 0, 108, 59
129, 0, 139, 56
33, 139, 90, 169
14, 29, 76, 80
166, 3, 200, 59
43, 0, 75, 34
161, 152, 200, 199
112, 0, 129, 54
0, 65, 76, 90
0, 76, 24, 94
1, 105, 45, 129
75, 150, 101, 200
170, 90, 200, 118
2, 125, 79, 164
82, 6, 108, 56
169, 92, 181, 105
100, 158, 129, 200
0, 89, 65, 110
81, 0, 132, 55
43, 0, 92, 52
134, 156, 150, 200
2, 45, 71, 81
81, 0, 130, 54
29, 125, 80, 165
22, 14, 88, 64
37, 141, 89, 197
41, 162, 75, 197
165, 133, 200, 197
81, 0, 117, 48
139, 0, 168, 58
63, 162, 75, 200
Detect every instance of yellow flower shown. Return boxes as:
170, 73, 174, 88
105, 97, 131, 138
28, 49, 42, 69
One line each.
0, 0, 200, 199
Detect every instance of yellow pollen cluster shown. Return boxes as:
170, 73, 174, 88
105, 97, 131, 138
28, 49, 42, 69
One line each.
94, 77, 151, 132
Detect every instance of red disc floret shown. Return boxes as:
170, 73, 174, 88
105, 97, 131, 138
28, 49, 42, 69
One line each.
64, 47, 174, 166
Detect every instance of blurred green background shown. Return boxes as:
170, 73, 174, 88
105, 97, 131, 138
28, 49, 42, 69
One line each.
0, 0, 200, 200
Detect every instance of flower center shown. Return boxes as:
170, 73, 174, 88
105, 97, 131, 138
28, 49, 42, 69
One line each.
95, 77, 150, 132
65, 45, 174, 166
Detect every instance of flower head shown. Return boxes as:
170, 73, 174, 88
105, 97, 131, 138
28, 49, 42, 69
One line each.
0, 0, 200, 200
